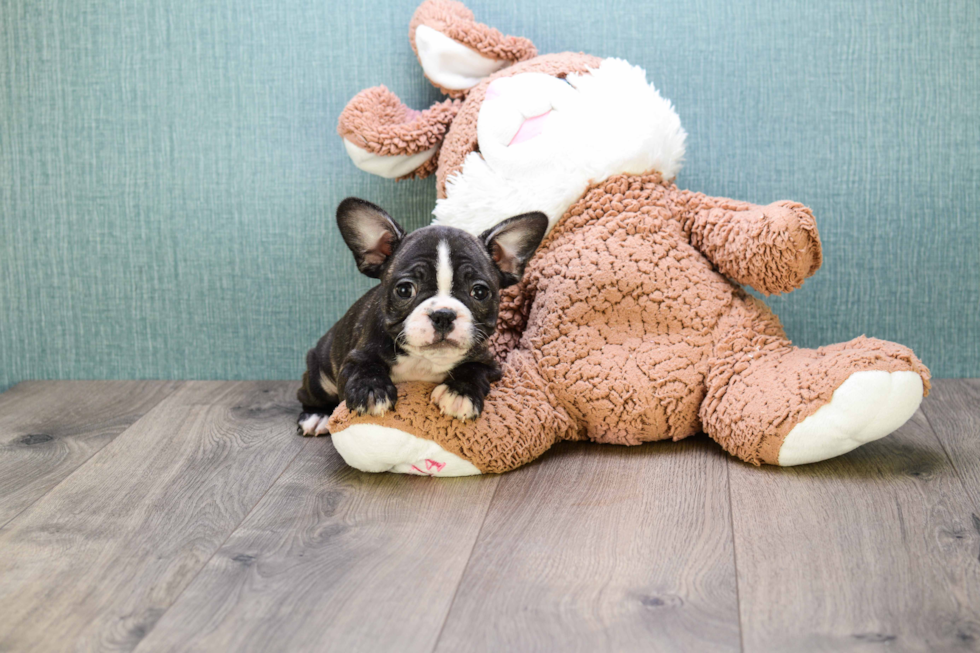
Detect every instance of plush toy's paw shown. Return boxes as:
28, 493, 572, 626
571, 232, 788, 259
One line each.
345, 377, 398, 417
431, 384, 481, 420
331, 424, 482, 476
297, 412, 331, 437
777, 370, 924, 466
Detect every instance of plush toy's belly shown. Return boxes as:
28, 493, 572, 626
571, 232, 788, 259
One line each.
527, 213, 738, 444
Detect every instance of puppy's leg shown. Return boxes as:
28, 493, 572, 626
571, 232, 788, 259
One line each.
342, 351, 398, 417
431, 360, 503, 420
297, 348, 340, 436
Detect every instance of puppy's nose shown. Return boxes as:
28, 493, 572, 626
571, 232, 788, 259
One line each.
429, 309, 457, 334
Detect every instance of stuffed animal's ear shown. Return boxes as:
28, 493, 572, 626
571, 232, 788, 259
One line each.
480, 212, 549, 287
336, 198, 407, 278
409, 0, 537, 97
338, 87, 461, 180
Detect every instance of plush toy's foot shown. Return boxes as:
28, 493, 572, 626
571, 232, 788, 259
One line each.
331, 423, 482, 476
703, 329, 930, 466
776, 370, 923, 466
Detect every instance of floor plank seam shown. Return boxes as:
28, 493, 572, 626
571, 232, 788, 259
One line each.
725, 459, 746, 653
129, 437, 311, 653
428, 475, 502, 653
0, 383, 183, 532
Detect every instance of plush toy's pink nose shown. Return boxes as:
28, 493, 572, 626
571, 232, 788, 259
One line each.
508, 110, 552, 146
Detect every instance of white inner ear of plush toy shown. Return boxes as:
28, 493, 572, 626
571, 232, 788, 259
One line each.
433, 58, 688, 237
415, 24, 510, 91
344, 139, 437, 179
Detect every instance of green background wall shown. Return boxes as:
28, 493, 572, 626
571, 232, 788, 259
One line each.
1, 0, 978, 391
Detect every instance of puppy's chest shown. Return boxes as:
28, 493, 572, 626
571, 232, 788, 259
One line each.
390, 353, 458, 384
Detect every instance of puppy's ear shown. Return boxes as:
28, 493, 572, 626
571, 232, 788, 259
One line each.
336, 198, 406, 278
480, 212, 549, 287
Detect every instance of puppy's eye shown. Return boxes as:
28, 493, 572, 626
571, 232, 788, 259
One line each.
470, 283, 490, 301
394, 281, 416, 299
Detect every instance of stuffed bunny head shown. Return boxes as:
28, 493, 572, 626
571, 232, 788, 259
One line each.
338, 0, 687, 236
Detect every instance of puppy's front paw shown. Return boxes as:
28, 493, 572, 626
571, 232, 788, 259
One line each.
345, 378, 398, 417
431, 384, 481, 421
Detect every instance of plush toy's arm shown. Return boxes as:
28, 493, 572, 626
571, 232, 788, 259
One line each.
675, 190, 823, 296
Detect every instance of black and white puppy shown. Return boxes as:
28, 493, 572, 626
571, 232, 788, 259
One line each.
297, 198, 548, 436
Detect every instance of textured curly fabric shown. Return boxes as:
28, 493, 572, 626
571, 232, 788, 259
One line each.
328, 173, 933, 471
336, 87, 461, 180
487, 280, 533, 361
409, 0, 538, 97
676, 193, 823, 296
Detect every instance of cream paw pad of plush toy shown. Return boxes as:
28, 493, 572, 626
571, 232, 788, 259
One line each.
333, 424, 480, 477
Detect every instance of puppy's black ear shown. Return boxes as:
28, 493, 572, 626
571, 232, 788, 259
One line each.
336, 198, 406, 278
480, 212, 549, 287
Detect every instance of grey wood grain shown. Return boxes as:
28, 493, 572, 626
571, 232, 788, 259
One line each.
921, 379, 980, 512
0, 381, 306, 653
728, 408, 980, 652
435, 439, 741, 653
0, 381, 181, 526
132, 439, 500, 653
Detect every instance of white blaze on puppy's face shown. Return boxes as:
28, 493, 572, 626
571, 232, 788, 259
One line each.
398, 239, 475, 365
436, 240, 453, 296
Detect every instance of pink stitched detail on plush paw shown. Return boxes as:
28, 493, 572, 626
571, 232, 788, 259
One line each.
425, 459, 446, 472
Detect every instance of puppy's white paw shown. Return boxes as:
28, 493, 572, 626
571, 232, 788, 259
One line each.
298, 413, 331, 437
351, 393, 392, 417
367, 393, 392, 417
431, 384, 480, 421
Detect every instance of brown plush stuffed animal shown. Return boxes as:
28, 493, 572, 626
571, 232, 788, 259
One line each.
326, 0, 930, 476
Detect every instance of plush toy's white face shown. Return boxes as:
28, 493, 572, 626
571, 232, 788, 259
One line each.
432, 58, 687, 237
477, 72, 580, 171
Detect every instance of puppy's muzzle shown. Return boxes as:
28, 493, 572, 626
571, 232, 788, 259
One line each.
429, 309, 457, 335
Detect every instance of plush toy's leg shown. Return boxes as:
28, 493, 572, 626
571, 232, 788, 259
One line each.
701, 296, 930, 466
326, 350, 577, 475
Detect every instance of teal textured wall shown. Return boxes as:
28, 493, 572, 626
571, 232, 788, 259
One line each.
1, 0, 978, 391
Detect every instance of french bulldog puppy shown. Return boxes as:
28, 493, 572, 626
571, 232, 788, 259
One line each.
297, 197, 547, 436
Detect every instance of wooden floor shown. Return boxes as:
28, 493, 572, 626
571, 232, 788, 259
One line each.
0, 381, 978, 652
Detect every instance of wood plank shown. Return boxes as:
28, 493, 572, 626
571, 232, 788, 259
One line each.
921, 379, 980, 511
0, 381, 306, 653
0, 381, 181, 525
435, 439, 741, 653
728, 408, 980, 652
132, 440, 500, 653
